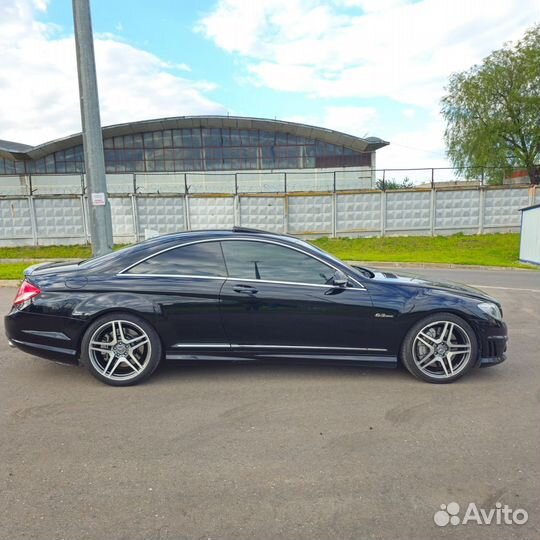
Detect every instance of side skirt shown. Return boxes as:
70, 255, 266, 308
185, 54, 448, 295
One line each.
165, 351, 397, 368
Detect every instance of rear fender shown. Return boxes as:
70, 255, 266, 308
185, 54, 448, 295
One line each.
72, 292, 159, 319
71, 293, 162, 354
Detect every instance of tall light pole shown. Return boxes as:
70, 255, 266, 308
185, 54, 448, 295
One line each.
72, 0, 113, 257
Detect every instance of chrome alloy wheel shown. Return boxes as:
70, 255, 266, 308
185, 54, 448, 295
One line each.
412, 320, 472, 379
88, 320, 152, 381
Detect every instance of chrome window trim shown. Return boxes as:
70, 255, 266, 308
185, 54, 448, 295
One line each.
119, 273, 225, 281
119, 272, 362, 291
117, 236, 366, 290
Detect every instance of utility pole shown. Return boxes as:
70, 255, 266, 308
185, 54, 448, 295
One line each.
72, 0, 113, 256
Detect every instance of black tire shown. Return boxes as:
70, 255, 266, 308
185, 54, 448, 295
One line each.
81, 312, 162, 386
400, 312, 478, 384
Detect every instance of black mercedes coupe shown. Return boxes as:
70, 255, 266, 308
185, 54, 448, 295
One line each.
5, 228, 508, 386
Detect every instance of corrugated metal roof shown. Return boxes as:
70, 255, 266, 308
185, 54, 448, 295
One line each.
0, 139, 33, 160
0, 116, 389, 161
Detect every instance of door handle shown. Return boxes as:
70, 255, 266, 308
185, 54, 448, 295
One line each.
233, 285, 258, 295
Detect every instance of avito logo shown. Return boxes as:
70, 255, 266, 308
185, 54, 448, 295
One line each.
434, 502, 528, 527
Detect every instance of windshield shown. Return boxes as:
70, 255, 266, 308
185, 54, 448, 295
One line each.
303, 240, 375, 278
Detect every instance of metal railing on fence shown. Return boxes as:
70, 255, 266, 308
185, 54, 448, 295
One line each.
0, 165, 535, 196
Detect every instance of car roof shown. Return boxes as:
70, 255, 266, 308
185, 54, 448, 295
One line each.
154, 227, 291, 242
80, 228, 314, 273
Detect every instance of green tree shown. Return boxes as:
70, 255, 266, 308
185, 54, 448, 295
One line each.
376, 177, 413, 190
442, 25, 540, 185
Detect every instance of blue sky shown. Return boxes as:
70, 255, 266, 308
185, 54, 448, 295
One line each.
38, 0, 412, 129
1, 0, 539, 173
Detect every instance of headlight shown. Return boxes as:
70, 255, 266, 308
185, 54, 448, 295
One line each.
478, 302, 503, 320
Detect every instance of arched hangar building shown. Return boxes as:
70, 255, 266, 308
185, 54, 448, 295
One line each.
0, 116, 388, 193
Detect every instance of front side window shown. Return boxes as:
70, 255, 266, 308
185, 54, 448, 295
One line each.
221, 240, 334, 285
126, 242, 226, 277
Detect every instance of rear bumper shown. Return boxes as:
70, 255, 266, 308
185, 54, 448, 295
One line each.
5, 310, 82, 365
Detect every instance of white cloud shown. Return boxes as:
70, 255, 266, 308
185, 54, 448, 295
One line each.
288, 105, 449, 177
321, 106, 378, 137
198, 0, 540, 106
0, 0, 225, 145
401, 108, 415, 119
198, 0, 539, 172
287, 105, 377, 137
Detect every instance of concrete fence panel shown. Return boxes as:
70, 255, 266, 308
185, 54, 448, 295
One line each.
0, 198, 33, 244
336, 192, 381, 234
137, 196, 186, 239
188, 196, 235, 230
239, 196, 285, 233
109, 196, 135, 243
34, 197, 85, 244
435, 189, 480, 231
483, 188, 530, 228
386, 190, 431, 232
0, 185, 535, 246
287, 195, 333, 234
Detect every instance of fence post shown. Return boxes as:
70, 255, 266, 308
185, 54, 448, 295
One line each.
380, 190, 386, 237
331, 192, 337, 238
382, 169, 386, 191
80, 194, 89, 244
429, 188, 436, 236
28, 195, 38, 246
233, 193, 240, 227
182, 172, 191, 231
131, 193, 140, 242
283, 194, 289, 234
431, 168, 435, 189
28, 174, 34, 196
183, 194, 191, 231
478, 187, 485, 234
529, 184, 537, 206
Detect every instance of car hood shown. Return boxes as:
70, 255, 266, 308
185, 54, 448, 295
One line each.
356, 267, 499, 304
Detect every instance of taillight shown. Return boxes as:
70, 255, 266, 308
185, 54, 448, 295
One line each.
13, 280, 41, 306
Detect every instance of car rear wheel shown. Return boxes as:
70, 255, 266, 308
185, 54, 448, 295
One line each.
400, 313, 478, 383
81, 313, 161, 386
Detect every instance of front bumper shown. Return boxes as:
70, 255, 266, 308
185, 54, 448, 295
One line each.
478, 320, 508, 368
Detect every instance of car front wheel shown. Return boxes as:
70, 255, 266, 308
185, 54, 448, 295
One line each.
81, 313, 162, 386
401, 313, 478, 383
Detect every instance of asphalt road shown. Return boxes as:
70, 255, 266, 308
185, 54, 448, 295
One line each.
0, 268, 538, 540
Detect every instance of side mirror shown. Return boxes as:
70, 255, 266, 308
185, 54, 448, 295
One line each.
332, 269, 349, 287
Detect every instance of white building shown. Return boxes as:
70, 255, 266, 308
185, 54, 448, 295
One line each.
519, 203, 540, 265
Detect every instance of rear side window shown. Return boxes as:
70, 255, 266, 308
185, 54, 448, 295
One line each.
126, 242, 226, 277
221, 240, 334, 284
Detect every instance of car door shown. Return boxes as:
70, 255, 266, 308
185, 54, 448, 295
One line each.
218, 239, 384, 358
119, 240, 229, 354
